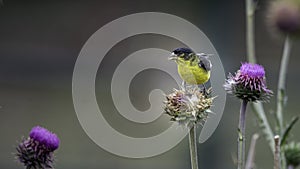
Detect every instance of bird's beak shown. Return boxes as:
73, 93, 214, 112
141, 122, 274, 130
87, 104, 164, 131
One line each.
168, 52, 178, 60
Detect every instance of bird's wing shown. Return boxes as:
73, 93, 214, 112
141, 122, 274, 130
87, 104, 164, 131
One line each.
196, 53, 212, 71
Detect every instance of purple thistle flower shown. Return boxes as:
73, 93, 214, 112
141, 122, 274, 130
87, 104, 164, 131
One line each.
240, 63, 265, 78
30, 126, 60, 151
224, 62, 272, 102
16, 126, 60, 169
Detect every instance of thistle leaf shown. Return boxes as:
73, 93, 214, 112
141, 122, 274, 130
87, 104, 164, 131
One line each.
281, 116, 299, 147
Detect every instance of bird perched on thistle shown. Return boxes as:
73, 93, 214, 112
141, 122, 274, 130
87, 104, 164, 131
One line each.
169, 47, 212, 90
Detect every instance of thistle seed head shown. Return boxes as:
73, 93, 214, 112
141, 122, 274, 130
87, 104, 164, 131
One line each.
164, 87, 214, 127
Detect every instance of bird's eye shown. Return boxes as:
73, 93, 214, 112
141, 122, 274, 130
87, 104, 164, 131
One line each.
184, 54, 190, 60
173, 49, 180, 55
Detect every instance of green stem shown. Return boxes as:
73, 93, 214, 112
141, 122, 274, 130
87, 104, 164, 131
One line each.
246, 0, 256, 63
252, 102, 275, 153
245, 134, 259, 169
274, 135, 281, 169
189, 125, 199, 169
238, 100, 248, 169
276, 35, 292, 134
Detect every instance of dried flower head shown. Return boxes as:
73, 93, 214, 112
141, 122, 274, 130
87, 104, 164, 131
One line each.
16, 126, 60, 169
224, 62, 272, 102
268, 0, 300, 36
164, 87, 214, 127
283, 142, 300, 168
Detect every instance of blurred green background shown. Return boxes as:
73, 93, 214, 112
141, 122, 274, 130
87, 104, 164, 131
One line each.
1, 0, 300, 169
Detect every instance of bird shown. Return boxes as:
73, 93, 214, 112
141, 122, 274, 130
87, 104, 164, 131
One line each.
169, 47, 212, 91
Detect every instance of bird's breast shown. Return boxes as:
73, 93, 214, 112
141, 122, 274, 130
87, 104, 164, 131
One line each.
177, 62, 210, 85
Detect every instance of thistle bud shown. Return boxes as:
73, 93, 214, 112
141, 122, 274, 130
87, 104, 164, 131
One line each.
283, 142, 300, 168
268, 0, 300, 36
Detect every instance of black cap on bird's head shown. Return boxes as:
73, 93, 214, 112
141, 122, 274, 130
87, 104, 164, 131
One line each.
169, 47, 195, 61
172, 48, 194, 55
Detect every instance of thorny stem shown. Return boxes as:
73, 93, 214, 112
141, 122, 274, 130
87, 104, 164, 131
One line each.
245, 134, 259, 169
189, 125, 199, 169
246, 0, 256, 63
238, 100, 248, 169
274, 135, 281, 169
276, 35, 292, 134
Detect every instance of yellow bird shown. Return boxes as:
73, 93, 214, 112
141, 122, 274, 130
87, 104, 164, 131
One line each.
169, 47, 212, 86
